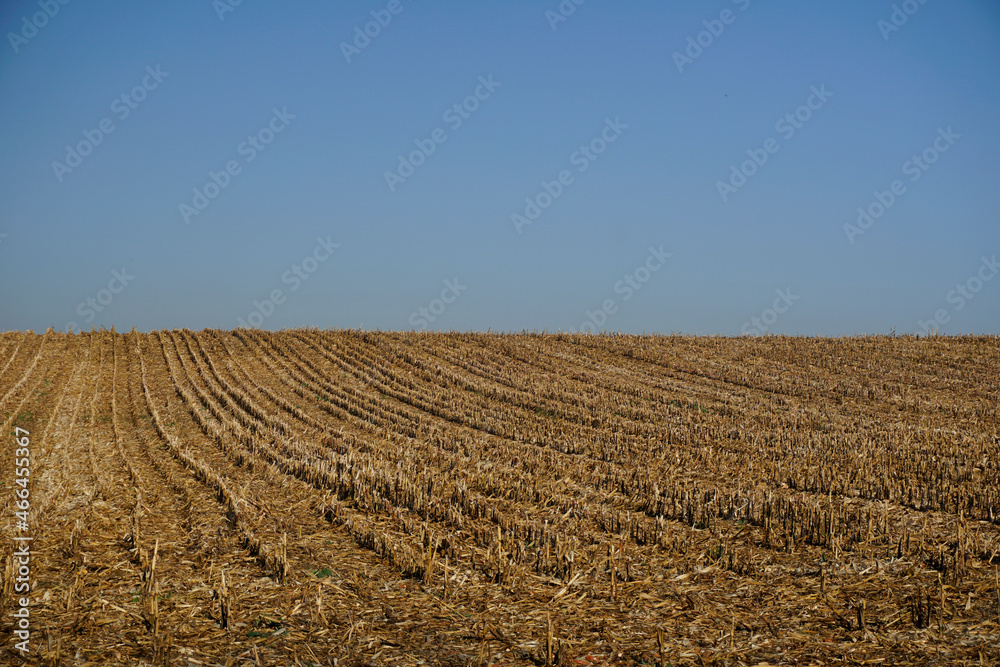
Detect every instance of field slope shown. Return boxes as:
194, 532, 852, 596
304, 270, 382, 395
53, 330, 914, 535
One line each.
0, 330, 998, 665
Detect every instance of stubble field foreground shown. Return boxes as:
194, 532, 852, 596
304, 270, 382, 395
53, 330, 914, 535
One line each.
0, 331, 998, 666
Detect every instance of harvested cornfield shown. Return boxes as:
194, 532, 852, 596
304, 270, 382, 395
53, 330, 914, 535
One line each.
0, 330, 998, 665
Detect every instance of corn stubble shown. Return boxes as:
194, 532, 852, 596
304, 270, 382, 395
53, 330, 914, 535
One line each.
0, 329, 997, 665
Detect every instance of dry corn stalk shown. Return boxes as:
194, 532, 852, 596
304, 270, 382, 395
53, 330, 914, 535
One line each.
215, 570, 233, 630
143, 539, 159, 598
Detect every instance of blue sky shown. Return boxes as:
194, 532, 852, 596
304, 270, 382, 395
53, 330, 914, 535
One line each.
1, 0, 998, 335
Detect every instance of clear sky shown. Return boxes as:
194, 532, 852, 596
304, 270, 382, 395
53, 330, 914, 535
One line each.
1, 0, 998, 335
